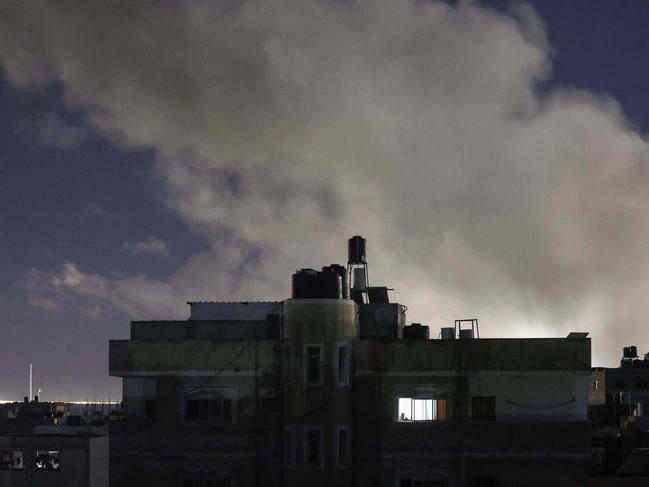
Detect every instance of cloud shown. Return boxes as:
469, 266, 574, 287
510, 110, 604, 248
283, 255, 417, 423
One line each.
82, 202, 112, 218
15, 112, 88, 149
19, 245, 283, 320
122, 236, 171, 258
4, 0, 649, 365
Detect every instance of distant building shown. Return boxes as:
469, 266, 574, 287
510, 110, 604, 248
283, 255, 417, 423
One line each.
0, 399, 108, 487
109, 236, 591, 487
588, 347, 649, 484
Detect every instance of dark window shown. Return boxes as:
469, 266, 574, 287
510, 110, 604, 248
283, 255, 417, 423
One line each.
472, 477, 497, 487
472, 396, 496, 422
186, 398, 233, 422
337, 345, 350, 385
284, 428, 295, 467
1, 450, 24, 470
305, 428, 322, 467
144, 399, 157, 420
306, 346, 321, 384
283, 345, 292, 384
337, 428, 350, 466
35, 450, 60, 471
183, 479, 231, 487
401, 480, 447, 487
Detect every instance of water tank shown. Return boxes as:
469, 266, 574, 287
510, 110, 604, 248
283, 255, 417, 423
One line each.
348, 236, 366, 264
402, 323, 430, 340
326, 264, 349, 299
441, 327, 455, 340
459, 329, 474, 339
317, 267, 343, 299
624, 346, 638, 358
292, 269, 318, 299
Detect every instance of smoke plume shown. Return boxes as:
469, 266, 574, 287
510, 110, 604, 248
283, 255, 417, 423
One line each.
4, 0, 649, 366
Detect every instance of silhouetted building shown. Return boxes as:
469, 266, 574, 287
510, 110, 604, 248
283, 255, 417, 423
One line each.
109, 237, 591, 487
588, 347, 649, 484
0, 399, 108, 487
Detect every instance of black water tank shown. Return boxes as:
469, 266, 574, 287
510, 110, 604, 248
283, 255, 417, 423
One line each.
292, 268, 318, 299
317, 267, 342, 299
326, 264, 348, 299
402, 323, 430, 340
624, 346, 638, 359
348, 236, 366, 264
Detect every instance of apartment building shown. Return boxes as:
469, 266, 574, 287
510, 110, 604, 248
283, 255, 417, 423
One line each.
109, 236, 591, 487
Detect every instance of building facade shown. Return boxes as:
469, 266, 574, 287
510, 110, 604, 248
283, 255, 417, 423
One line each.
588, 348, 649, 483
109, 239, 591, 487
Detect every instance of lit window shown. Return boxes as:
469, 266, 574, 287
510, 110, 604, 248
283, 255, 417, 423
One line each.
35, 450, 60, 471
305, 345, 322, 385
397, 398, 447, 421
336, 426, 351, 467
471, 396, 495, 422
186, 398, 233, 422
1, 450, 24, 470
336, 343, 351, 386
284, 427, 295, 467
304, 427, 323, 467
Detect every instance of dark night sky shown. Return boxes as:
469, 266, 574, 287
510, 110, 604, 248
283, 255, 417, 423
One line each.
1, 0, 649, 400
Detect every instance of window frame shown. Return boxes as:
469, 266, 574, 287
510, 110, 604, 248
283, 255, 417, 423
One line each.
182, 386, 237, 424
335, 342, 351, 387
335, 425, 351, 468
303, 425, 324, 468
1, 449, 24, 471
35, 450, 61, 472
304, 343, 324, 386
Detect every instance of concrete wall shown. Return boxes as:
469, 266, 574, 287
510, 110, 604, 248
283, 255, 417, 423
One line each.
131, 320, 280, 341
110, 339, 277, 374
188, 301, 280, 321
355, 338, 591, 372
89, 436, 108, 487
467, 372, 589, 421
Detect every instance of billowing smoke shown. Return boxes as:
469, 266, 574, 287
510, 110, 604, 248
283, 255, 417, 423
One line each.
3, 0, 649, 366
